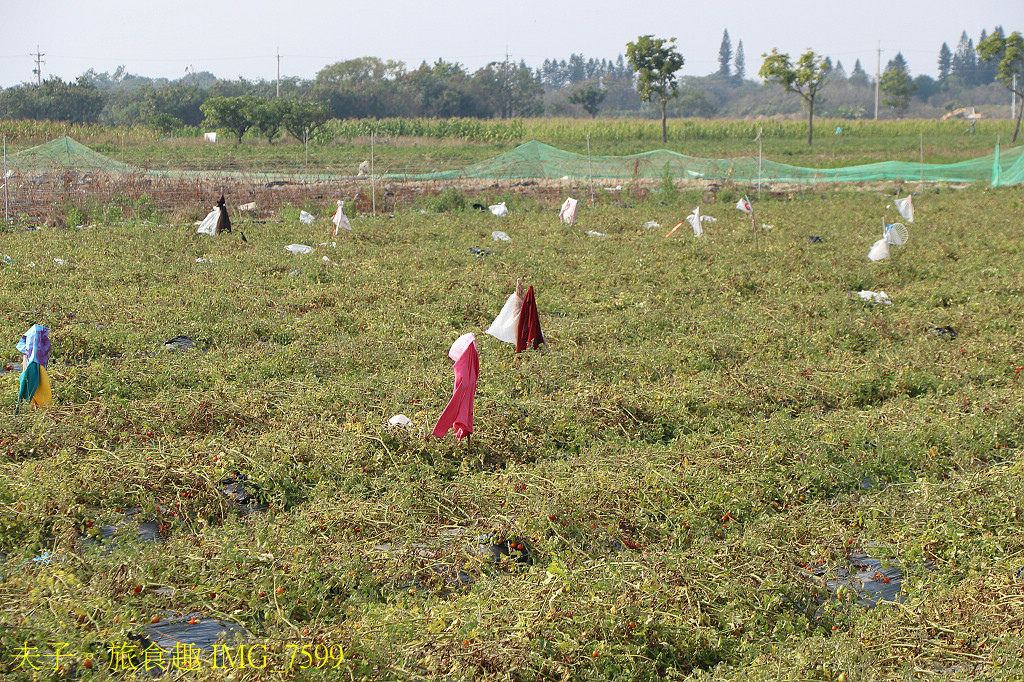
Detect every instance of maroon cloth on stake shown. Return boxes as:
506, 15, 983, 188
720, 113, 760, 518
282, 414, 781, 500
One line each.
515, 286, 545, 353
215, 195, 232, 234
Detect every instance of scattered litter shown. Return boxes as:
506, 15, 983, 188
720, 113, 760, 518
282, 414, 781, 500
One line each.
358, 160, 370, 176
468, 247, 493, 257
489, 202, 509, 217
472, 203, 487, 212
559, 197, 578, 226
284, 244, 313, 255
195, 258, 212, 263
2, 254, 10, 264
388, 414, 413, 429
604, 186, 622, 192
807, 236, 823, 243
288, 269, 301, 277
53, 258, 68, 266
927, 326, 958, 339
762, 223, 775, 230
299, 210, 315, 225
27, 262, 35, 268
164, 335, 197, 351
321, 256, 338, 266
203, 132, 218, 143
491, 231, 510, 242
643, 221, 661, 229
849, 290, 892, 305
237, 202, 257, 211
586, 231, 609, 238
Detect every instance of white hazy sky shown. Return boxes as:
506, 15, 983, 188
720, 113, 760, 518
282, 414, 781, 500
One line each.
0, 0, 1018, 88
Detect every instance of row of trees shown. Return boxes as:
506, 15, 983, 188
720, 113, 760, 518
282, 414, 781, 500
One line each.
0, 29, 1019, 136
624, 30, 1024, 143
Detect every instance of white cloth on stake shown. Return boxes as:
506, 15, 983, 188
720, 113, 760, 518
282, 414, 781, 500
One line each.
485, 293, 523, 345
331, 201, 352, 235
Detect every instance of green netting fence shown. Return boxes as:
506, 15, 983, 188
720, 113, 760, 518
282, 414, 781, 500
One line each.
401, 140, 1024, 186
7, 136, 1024, 186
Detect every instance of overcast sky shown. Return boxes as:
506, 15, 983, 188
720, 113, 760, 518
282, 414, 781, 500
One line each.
0, 0, 1017, 88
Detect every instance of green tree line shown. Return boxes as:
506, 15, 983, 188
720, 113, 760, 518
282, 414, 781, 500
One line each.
0, 26, 1016, 132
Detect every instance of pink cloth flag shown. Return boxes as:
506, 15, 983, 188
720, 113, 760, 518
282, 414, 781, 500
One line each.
432, 333, 479, 440
559, 197, 578, 226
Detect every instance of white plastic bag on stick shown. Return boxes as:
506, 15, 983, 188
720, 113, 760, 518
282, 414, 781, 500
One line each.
485, 293, 523, 345
559, 197, 578, 225
196, 207, 219, 235
893, 196, 914, 223
868, 237, 890, 261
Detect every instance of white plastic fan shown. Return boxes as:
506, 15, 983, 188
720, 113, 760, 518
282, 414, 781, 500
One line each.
885, 222, 909, 246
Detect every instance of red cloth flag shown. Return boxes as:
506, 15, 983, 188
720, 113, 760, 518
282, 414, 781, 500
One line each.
432, 333, 479, 440
516, 286, 545, 353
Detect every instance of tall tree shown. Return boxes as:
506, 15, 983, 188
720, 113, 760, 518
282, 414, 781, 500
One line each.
881, 54, 917, 117
975, 28, 1002, 84
977, 30, 1024, 141
734, 40, 746, 81
849, 59, 870, 87
759, 48, 830, 145
625, 35, 685, 143
832, 60, 847, 81
886, 53, 909, 74
937, 42, 952, 81
718, 30, 733, 76
951, 31, 977, 84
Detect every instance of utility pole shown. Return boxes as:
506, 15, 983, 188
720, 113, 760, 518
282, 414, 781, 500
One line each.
503, 46, 511, 119
30, 45, 45, 85
276, 48, 281, 98
874, 42, 881, 120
